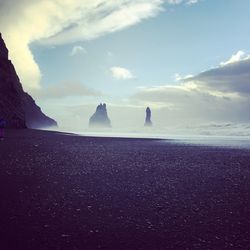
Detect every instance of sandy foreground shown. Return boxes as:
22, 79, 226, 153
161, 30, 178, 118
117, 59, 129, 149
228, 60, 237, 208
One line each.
0, 129, 250, 249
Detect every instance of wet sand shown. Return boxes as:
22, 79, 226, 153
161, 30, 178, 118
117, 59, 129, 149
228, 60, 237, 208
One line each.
0, 129, 250, 249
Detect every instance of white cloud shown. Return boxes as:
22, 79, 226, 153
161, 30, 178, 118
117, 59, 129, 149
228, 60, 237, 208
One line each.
220, 50, 250, 66
70, 45, 87, 56
110, 66, 135, 80
175, 73, 194, 81
0, 0, 200, 91
0, 0, 164, 91
186, 0, 199, 5
42, 0, 165, 46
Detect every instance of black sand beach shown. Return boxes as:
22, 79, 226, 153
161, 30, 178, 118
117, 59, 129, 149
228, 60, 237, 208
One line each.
0, 129, 250, 249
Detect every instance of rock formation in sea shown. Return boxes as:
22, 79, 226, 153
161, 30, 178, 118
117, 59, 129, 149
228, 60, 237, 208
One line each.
89, 103, 111, 128
144, 107, 152, 127
0, 33, 57, 128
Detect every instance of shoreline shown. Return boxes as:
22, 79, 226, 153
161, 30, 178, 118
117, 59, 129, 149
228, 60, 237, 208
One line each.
1, 129, 250, 249
43, 128, 250, 149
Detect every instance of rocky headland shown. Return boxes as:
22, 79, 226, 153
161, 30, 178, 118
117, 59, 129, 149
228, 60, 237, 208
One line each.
0, 33, 57, 128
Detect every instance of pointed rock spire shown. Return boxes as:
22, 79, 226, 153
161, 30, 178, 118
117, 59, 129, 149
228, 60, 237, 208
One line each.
89, 103, 111, 128
144, 107, 152, 127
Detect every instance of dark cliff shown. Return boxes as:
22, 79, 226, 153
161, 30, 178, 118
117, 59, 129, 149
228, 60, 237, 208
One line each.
0, 33, 57, 128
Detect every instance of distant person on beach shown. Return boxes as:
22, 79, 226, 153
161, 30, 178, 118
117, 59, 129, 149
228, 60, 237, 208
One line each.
0, 118, 6, 138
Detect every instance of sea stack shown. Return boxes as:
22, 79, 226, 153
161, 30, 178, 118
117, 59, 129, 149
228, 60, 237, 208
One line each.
144, 107, 152, 127
89, 103, 111, 128
0, 33, 57, 128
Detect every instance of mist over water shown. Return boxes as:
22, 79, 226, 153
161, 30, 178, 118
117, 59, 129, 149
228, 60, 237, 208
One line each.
46, 122, 250, 149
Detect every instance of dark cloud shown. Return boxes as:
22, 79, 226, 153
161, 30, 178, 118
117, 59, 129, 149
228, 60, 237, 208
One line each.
188, 58, 250, 95
133, 56, 250, 124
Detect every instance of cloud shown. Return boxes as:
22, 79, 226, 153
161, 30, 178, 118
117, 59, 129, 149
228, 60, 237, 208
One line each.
133, 84, 250, 124
220, 50, 250, 66
110, 66, 135, 80
186, 0, 199, 5
175, 73, 194, 81
42, 1, 165, 46
134, 83, 214, 109
0, 0, 164, 91
133, 51, 250, 123
188, 53, 250, 96
70, 45, 87, 56
32, 81, 101, 100
0, 0, 200, 91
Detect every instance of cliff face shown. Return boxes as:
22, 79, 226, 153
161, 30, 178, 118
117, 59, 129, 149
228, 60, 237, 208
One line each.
0, 33, 57, 128
22, 93, 57, 129
89, 103, 111, 128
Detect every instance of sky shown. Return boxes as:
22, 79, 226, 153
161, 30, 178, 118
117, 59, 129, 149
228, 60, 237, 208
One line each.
0, 0, 250, 133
